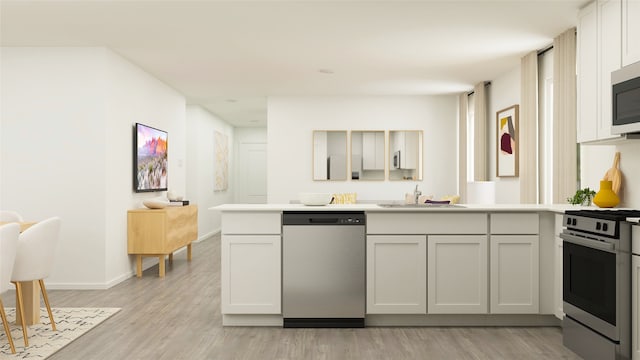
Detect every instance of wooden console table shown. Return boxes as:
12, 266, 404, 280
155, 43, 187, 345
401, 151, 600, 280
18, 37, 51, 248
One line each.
127, 205, 198, 277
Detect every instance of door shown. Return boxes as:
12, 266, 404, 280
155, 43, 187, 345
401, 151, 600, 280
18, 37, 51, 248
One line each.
428, 235, 488, 314
490, 235, 539, 314
221, 235, 281, 314
563, 241, 616, 325
366, 235, 427, 314
237, 143, 267, 203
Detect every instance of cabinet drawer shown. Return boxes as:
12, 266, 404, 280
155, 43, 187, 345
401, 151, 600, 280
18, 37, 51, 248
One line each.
490, 213, 539, 234
222, 212, 282, 235
367, 213, 487, 234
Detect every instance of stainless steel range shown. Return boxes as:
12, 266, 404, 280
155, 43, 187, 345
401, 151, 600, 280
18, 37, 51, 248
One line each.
561, 209, 640, 360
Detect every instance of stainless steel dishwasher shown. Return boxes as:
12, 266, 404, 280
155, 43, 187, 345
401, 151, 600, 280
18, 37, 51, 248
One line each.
282, 211, 366, 328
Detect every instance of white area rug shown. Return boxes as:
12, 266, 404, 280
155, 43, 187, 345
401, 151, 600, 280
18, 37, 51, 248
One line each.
0, 307, 120, 359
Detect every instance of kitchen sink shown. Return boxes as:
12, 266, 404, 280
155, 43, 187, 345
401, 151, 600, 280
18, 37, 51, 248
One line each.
377, 203, 466, 208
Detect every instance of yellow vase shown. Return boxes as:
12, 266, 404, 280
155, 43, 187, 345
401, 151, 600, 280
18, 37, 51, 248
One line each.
593, 180, 620, 208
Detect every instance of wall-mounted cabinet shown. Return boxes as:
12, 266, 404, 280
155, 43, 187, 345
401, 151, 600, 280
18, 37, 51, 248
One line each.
351, 131, 385, 181
577, 0, 640, 143
622, 0, 640, 66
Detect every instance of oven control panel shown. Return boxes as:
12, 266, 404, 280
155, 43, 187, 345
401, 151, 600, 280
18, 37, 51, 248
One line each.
563, 214, 617, 238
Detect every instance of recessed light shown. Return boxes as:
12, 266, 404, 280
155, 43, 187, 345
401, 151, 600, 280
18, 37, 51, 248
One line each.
318, 69, 334, 74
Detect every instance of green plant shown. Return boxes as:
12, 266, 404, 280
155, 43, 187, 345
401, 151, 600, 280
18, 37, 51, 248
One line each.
567, 187, 596, 205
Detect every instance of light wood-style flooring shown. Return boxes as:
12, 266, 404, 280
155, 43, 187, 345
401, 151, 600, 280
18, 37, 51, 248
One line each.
2, 234, 581, 360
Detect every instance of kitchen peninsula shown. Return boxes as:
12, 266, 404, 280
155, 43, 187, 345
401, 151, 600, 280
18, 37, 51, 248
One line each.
214, 203, 577, 327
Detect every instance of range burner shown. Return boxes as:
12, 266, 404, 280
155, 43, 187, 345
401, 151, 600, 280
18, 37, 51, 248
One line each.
565, 209, 640, 222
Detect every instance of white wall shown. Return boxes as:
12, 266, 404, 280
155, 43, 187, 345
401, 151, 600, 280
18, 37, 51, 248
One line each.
580, 142, 640, 208
487, 64, 522, 203
1, 47, 187, 288
1, 48, 108, 287
186, 106, 234, 236
104, 49, 187, 285
267, 96, 458, 203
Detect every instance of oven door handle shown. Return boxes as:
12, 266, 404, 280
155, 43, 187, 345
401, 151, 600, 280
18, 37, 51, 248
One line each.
560, 233, 616, 253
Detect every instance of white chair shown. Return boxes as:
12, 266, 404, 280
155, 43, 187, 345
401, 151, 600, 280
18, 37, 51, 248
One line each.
0, 223, 20, 354
0, 211, 23, 223
11, 217, 61, 347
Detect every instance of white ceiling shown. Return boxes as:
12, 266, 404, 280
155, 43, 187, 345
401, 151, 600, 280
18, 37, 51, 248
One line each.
0, 0, 587, 127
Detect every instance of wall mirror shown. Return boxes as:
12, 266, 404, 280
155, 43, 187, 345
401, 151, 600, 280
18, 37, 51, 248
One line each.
313, 130, 348, 181
389, 130, 423, 181
350, 131, 385, 181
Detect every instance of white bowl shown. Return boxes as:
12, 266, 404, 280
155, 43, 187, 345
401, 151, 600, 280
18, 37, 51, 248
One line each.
143, 199, 169, 209
299, 193, 333, 206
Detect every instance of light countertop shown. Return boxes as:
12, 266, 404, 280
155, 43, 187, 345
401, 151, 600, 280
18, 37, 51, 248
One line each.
211, 203, 588, 214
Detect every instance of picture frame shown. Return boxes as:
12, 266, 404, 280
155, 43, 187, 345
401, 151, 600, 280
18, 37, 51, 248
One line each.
496, 104, 519, 177
134, 123, 168, 192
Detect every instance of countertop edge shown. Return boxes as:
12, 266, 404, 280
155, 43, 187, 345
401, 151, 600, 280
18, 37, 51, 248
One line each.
210, 203, 588, 213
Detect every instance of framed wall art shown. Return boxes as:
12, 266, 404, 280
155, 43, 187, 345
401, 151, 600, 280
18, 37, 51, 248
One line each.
496, 105, 519, 177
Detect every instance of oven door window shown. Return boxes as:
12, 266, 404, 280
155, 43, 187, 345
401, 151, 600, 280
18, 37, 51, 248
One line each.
563, 241, 616, 325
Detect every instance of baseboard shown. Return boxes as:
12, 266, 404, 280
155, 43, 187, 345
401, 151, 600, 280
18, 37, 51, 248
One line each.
196, 229, 219, 242
46, 235, 219, 290
365, 314, 561, 327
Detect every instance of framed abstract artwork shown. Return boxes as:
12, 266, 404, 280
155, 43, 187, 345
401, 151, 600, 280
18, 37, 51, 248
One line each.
496, 105, 519, 177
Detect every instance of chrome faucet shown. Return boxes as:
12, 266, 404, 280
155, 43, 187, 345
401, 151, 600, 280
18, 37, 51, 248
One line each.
413, 185, 422, 204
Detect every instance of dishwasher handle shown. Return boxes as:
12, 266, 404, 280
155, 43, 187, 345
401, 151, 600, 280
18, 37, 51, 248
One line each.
309, 217, 340, 224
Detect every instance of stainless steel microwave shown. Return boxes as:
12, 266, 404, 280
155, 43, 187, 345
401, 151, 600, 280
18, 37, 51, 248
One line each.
612, 60, 640, 134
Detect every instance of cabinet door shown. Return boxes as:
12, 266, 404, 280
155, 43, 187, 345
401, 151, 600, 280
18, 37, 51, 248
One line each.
428, 235, 488, 314
490, 235, 539, 314
554, 215, 565, 319
633, 255, 640, 360
221, 235, 281, 314
598, 0, 622, 140
577, 1, 598, 143
367, 235, 426, 314
622, 0, 640, 66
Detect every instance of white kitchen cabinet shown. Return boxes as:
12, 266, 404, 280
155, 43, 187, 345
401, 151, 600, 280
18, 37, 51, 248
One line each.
554, 214, 565, 320
366, 235, 427, 314
490, 235, 539, 314
633, 253, 640, 360
428, 235, 488, 314
489, 213, 540, 314
221, 235, 281, 314
598, 0, 622, 140
633, 224, 640, 360
221, 212, 282, 314
578, 1, 599, 143
362, 131, 385, 170
577, 0, 626, 143
622, 0, 640, 66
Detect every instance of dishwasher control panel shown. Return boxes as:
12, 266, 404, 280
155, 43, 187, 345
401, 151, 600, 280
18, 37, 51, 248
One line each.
283, 211, 366, 226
